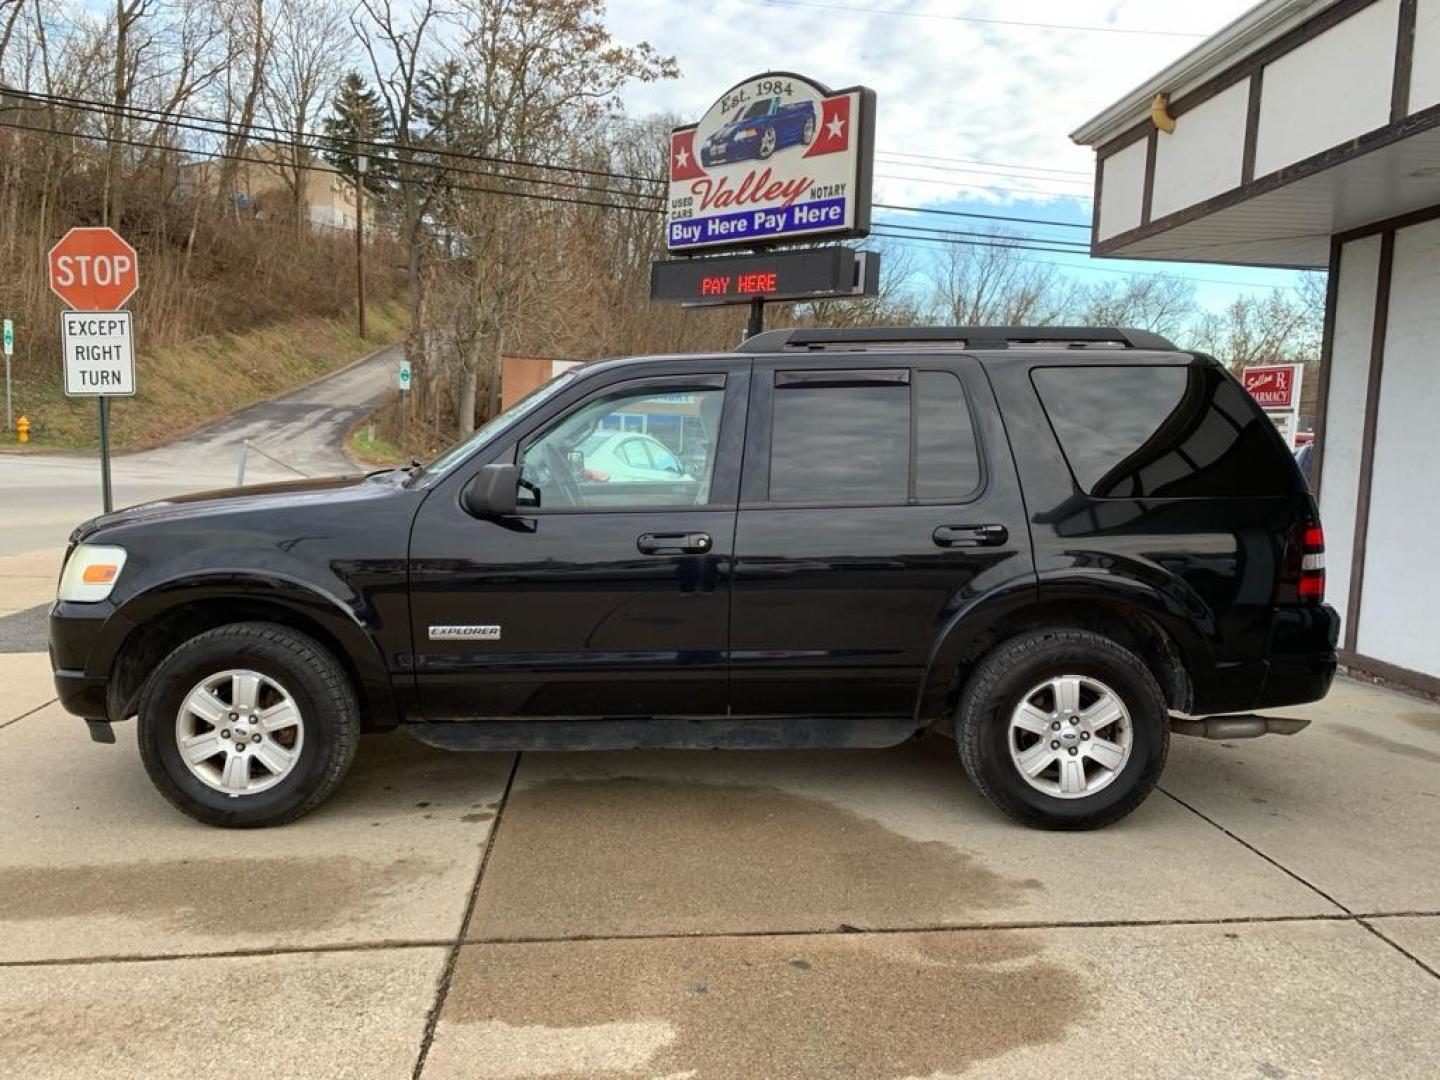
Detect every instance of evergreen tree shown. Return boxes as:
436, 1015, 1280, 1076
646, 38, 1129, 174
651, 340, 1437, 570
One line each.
322, 72, 395, 192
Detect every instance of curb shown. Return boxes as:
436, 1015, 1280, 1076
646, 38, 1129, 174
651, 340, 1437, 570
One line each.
342, 392, 405, 470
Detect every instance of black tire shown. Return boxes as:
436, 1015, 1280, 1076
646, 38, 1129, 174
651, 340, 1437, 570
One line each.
956, 629, 1169, 830
137, 622, 360, 828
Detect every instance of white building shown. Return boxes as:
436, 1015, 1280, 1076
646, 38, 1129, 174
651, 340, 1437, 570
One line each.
1072, 0, 1440, 695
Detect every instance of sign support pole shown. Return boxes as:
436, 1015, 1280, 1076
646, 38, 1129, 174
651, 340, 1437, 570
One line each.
4, 348, 11, 433
98, 396, 113, 513
745, 297, 765, 340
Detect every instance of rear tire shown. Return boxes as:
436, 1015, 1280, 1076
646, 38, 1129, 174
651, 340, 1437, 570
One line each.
137, 622, 360, 828
956, 629, 1169, 830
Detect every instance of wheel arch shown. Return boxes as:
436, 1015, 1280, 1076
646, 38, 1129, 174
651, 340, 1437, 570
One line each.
103, 575, 400, 732
917, 580, 1200, 731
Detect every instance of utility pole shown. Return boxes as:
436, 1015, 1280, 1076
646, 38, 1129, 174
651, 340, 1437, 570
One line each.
355, 152, 368, 340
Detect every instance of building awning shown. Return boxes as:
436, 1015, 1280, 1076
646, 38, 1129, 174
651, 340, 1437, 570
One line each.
1071, 0, 1440, 267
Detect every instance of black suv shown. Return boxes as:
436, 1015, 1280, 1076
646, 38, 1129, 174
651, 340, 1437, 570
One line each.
49, 327, 1339, 829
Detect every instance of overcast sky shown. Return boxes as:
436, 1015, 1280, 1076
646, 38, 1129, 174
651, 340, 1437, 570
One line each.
606, 0, 1308, 317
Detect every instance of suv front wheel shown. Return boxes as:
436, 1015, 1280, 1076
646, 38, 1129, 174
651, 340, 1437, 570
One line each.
956, 629, 1169, 830
137, 622, 360, 827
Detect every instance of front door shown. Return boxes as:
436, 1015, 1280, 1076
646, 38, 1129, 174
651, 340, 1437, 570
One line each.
408, 364, 748, 720
728, 356, 1033, 718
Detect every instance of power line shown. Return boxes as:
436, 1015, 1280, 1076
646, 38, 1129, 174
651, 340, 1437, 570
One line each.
878, 149, 1091, 177
870, 229, 1305, 290
5, 88, 1105, 234
874, 219, 1090, 251
876, 155, 1093, 187
0, 86, 670, 191
873, 202, 1090, 231
0, 118, 667, 215
877, 171, 1092, 200
4, 85, 1110, 231
3, 114, 1304, 295
751, 0, 1210, 38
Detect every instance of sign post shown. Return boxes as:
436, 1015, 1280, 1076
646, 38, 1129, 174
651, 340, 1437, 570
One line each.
48, 227, 140, 513
2, 318, 12, 432
1242, 364, 1305, 449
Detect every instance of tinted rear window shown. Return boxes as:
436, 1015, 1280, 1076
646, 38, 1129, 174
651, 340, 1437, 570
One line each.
1032, 364, 1295, 498
914, 370, 981, 500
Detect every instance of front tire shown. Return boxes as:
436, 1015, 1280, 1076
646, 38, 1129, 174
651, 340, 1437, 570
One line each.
956, 629, 1169, 830
137, 622, 360, 828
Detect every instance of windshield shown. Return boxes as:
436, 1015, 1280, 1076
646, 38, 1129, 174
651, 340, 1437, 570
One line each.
416, 368, 579, 481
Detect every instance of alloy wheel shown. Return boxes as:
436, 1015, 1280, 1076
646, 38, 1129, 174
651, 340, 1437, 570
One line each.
174, 668, 305, 797
1007, 674, 1133, 799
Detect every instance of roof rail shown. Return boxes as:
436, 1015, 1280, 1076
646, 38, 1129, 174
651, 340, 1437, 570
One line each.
735, 326, 1177, 353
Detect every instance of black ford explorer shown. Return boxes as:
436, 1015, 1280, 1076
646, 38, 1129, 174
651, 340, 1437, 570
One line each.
49, 326, 1340, 830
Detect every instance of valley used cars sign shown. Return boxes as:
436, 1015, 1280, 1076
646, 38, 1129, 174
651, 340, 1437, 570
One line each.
667, 72, 875, 253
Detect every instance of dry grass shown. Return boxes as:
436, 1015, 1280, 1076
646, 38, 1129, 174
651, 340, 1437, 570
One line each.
3, 300, 408, 450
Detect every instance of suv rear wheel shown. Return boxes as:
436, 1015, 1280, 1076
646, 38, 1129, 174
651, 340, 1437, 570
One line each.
137, 622, 360, 827
956, 629, 1169, 830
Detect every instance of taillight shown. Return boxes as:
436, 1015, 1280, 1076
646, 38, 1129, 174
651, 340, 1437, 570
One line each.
1281, 522, 1326, 604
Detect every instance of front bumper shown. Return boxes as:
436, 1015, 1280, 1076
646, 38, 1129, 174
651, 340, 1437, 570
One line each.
49, 600, 124, 721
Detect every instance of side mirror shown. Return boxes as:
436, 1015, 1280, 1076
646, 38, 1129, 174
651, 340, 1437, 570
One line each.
461, 464, 519, 518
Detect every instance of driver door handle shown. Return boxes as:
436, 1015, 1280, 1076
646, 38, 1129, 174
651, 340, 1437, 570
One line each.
933, 523, 1008, 547
637, 531, 713, 555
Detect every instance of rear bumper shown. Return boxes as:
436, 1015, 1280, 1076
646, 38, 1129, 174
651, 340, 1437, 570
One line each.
1193, 604, 1340, 714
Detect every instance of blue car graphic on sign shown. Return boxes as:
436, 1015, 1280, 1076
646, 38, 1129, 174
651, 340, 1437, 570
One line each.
700, 97, 818, 166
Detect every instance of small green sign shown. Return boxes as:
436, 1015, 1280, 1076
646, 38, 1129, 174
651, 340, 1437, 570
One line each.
2, 319, 12, 356
397, 358, 412, 391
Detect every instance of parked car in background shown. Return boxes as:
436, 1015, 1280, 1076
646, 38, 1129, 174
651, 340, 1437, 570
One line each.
574, 430, 692, 484
701, 96, 817, 165
1294, 441, 1316, 488
50, 326, 1338, 831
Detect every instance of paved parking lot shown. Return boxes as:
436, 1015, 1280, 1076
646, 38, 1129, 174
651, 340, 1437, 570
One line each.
1, 553, 1438, 1077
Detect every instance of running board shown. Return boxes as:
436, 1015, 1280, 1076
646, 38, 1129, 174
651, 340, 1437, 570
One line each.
405, 717, 922, 752
1170, 714, 1310, 740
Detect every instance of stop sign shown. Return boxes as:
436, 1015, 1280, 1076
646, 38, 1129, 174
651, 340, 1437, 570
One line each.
48, 227, 139, 311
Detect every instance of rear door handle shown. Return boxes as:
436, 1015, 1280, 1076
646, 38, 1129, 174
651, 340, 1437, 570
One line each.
637, 531, 713, 555
933, 523, 1009, 548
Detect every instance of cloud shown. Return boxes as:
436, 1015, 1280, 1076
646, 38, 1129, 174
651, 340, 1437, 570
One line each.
606, 0, 1256, 210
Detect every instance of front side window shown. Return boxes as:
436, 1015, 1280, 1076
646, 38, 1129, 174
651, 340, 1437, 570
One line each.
518, 386, 724, 510
769, 376, 910, 503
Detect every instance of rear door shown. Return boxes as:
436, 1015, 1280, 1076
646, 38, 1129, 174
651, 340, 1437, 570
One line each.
729, 354, 1033, 718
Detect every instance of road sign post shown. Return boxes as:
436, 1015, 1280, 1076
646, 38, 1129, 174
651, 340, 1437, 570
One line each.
48, 227, 140, 513
3, 318, 12, 433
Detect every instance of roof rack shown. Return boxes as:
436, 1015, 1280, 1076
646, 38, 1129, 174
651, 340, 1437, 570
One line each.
735, 326, 1177, 353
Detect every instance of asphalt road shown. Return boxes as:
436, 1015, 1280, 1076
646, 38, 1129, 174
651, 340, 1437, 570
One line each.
0, 343, 400, 557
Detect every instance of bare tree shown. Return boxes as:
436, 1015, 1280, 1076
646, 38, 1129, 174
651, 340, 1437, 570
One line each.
927, 231, 1074, 325
1190, 288, 1322, 369
1075, 273, 1196, 340
262, 0, 348, 230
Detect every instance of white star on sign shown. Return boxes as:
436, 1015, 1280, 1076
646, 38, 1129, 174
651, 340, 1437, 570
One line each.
675, 145, 691, 169
825, 114, 845, 141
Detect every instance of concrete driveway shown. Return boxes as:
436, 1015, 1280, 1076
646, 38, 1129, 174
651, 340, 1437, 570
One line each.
1, 641, 1437, 1078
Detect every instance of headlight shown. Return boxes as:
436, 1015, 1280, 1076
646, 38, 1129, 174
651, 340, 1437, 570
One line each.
738, 128, 758, 139
58, 543, 128, 602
